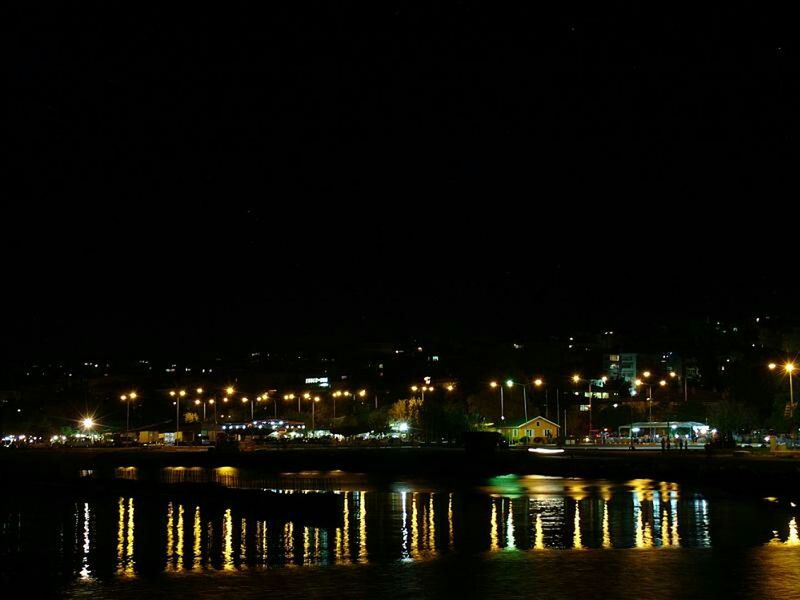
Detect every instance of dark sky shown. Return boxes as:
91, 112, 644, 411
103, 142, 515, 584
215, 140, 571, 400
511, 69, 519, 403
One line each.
6, 3, 798, 358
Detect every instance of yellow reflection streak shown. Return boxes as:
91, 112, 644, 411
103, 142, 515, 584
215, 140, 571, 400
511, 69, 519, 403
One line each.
573, 501, 582, 549
303, 526, 310, 565
166, 502, 174, 571
534, 513, 544, 550
661, 510, 669, 547
671, 497, 680, 546
193, 506, 201, 570
176, 504, 184, 570
117, 498, 124, 571
448, 493, 454, 549
344, 492, 350, 560
411, 493, 420, 559
126, 498, 134, 575
401, 491, 410, 560
602, 501, 611, 548
428, 493, 435, 552
359, 492, 367, 562
506, 499, 515, 550
490, 500, 499, 551
223, 508, 233, 570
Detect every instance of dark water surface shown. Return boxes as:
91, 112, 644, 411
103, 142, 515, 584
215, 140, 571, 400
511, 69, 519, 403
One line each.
2, 469, 799, 598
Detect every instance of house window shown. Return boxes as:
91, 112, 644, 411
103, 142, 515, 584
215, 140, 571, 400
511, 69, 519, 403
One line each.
513, 429, 518, 438
526, 429, 532, 437
536, 421, 540, 427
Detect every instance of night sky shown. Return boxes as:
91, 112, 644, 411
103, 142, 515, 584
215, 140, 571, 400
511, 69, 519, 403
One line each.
6, 3, 797, 359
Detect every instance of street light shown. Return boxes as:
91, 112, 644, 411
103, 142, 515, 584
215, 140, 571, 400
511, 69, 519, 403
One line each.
120, 391, 137, 432
169, 390, 187, 433
284, 393, 299, 413
81, 417, 94, 431
490, 381, 504, 421
242, 397, 253, 421
311, 396, 320, 432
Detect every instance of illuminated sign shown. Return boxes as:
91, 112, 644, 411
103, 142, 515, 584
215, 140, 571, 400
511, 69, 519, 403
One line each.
304, 377, 329, 386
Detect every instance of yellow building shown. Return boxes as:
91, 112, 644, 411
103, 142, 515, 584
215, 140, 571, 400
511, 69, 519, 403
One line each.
497, 416, 560, 444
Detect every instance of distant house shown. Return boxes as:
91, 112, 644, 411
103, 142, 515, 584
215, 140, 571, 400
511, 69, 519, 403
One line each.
497, 416, 560, 444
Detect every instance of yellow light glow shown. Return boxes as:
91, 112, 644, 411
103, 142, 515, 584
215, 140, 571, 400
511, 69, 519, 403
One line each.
572, 375, 580, 383
314, 396, 320, 402
225, 386, 235, 395
358, 389, 366, 397
196, 388, 203, 394
634, 379, 643, 386
194, 399, 201, 405
120, 394, 127, 401
223, 396, 229, 403
446, 384, 454, 391
659, 380, 667, 386
179, 390, 187, 397
768, 362, 778, 370
533, 378, 543, 387
601, 376, 608, 383
81, 418, 94, 430
242, 397, 249, 403
129, 392, 137, 400
303, 392, 311, 399
208, 399, 215, 405
169, 390, 176, 397
643, 371, 651, 378
490, 381, 498, 388
786, 363, 796, 374
669, 371, 677, 378
411, 385, 419, 392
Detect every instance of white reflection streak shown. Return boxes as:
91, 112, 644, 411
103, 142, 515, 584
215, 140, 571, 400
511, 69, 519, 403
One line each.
534, 513, 544, 550
80, 502, 91, 580
603, 501, 611, 549
401, 491, 410, 561
788, 517, 799, 545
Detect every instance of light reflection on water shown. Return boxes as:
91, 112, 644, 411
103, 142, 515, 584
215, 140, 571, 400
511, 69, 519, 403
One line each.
2, 474, 799, 585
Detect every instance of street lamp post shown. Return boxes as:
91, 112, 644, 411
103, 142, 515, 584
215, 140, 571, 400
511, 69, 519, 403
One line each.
169, 390, 187, 434
311, 396, 320, 432
505, 380, 529, 422
490, 381, 504, 421
209, 399, 216, 424
120, 391, 137, 432
769, 362, 796, 430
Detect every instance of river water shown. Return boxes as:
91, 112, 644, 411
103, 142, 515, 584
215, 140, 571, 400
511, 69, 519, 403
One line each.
2, 470, 799, 598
